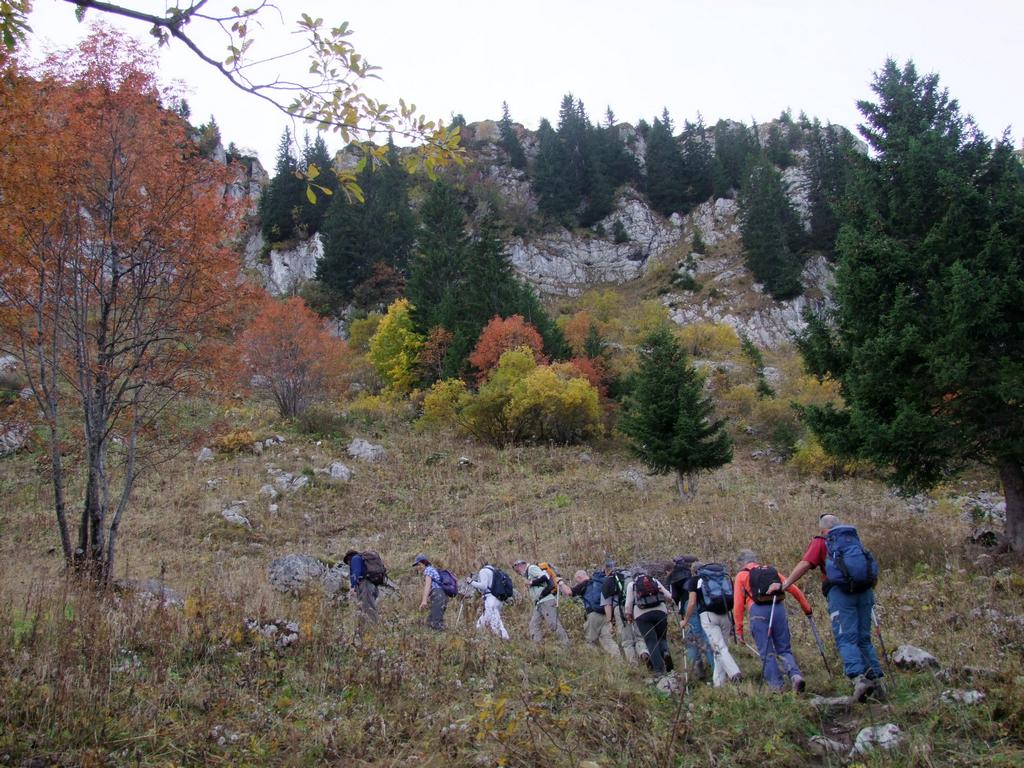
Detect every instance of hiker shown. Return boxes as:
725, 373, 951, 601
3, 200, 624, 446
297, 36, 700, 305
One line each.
567, 569, 621, 658
733, 549, 811, 692
601, 562, 648, 664
343, 549, 385, 623
413, 554, 449, 631
774, 514, 884, 702
624, 571, 676, 676
668, 555, 715, 679
512, 559, 570, 645
680, 561, 742, 686
469, 561, 512, 639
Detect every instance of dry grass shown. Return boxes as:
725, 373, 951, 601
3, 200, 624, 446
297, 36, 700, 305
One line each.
1, 395, 1023, 766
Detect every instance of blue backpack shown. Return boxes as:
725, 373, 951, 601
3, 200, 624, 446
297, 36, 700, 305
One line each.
582, 571, 606, 614
696, 563, 733, 614
824, 525, 878, 593
438, 569, 459, 597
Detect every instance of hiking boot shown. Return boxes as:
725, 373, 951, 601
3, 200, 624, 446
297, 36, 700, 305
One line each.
852, 674, 875, 703
791, 675, 806, 694
729, 672, 743, 684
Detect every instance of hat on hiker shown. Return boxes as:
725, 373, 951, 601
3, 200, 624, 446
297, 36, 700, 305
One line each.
604, 560, 616, 570
413, 553, 429, 566
512, 559, 527, 567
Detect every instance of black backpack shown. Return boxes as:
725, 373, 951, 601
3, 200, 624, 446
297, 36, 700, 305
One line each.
487, 566, 514, 602
361, 551, 387, 586
747, 565, 781, 604
667, 560, 693, 605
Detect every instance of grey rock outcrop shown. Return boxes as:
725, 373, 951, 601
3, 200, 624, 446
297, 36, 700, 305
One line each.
941, 689, 985, 705
196, 447, 215, 463
621, 468, 648, 493
851, 724, 904, 756
328, 462, 353, 481
893, 644, 939, 670
0, 422, 29, 458
221, 502, 252, 529
114, 578, 184, 609
347, 438, 386, 463
267, 554, 326, 595
247, 233, 322, 296
243, 617, 300, 650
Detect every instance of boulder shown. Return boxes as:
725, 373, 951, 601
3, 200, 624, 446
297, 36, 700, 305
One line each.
221, 502, 252, 529
807, 735, 847, 756
893, 644, 939, 670
267, 554, 327, 595
941, 689, 986, 705
0, 423, 29, 458
113, 578, 184, 608
329, 462, 353, 481
347, 438, 386, 463
655, 672, 681, 695
621, 468, 648, 492
243, 617, 300, 650
196, 446, 214, 463
258, 484, 278, 499
850, 724, 904, 756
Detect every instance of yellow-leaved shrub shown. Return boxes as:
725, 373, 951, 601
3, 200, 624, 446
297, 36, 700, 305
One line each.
676, 322, 742, 359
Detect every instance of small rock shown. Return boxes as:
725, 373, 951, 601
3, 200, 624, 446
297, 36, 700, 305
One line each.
578, 452, 593, 465
972, 554, 996, 572
244, 617, 300, 650
893, 644, 939, 670
205, 478, 221, 490
621, 468, 648, 492
941, 689, 985, 705
268, 503, 279, 514
808, 735, 846, 756
809, 694, 853, 709
259, 484, 278, 499
196, 446, 214, 462
765, 500, 779, 513
655, 672, 681, 694
329, 462, 353, 481
851, 723, 904, 755
457, 456, 474, 468
221, 502, 251, 529
252, 441, 263, 455
347, 437, 386, 463
113, 578, 184, 609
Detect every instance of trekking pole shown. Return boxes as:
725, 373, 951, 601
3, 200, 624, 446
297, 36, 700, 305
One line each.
743, 641, 761, 658
455, 597, 465, 626
872, 606, 894, 675
759, 595, 777, 686
806, 614, 834, 677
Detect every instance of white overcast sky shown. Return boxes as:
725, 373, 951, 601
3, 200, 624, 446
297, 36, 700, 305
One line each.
24, 1, 1024, 167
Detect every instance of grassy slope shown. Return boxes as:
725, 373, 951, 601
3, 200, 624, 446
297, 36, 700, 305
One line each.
1, 401, 1023, 767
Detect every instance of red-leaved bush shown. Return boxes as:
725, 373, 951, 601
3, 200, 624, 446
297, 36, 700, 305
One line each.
468, 315, 546, 382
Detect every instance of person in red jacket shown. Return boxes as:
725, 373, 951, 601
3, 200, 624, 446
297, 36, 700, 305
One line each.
733, 549, 812, 692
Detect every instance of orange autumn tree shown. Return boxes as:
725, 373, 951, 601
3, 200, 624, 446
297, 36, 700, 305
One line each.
0, 30, 247, 581
239, 296, 350, 417
468, 315, 546, 382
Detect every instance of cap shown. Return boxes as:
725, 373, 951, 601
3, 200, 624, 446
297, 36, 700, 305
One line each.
413, 553, 429, 566
512, 559, 527, 567
604, 560, 616, 569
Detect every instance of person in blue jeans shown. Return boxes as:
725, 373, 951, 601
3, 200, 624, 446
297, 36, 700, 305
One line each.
669, 555, 715, 679
777, 514, 884, 702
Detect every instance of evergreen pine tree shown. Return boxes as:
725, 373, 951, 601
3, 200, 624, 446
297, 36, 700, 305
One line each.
804, 120, 853, 255
621, 327, 733, 500
679, 116, 714, 210
317, 139, 416, 304
798, 59, 1024, 551
644, 111, 685, 216
499, 101, 527, 170
297, 133, 337, 236
532, 118, 577, 219
407, 180, 469, 333
739, 154, 805, 299
259, 127, 306, 243
711, 119, 759, 197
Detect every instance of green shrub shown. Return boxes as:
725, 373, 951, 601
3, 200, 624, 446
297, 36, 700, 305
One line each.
294, 405, 348, 439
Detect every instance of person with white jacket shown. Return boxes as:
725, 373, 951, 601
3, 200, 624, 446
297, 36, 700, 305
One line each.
469, 561, 510, 639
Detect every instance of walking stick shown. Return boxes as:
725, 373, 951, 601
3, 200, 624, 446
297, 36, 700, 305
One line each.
872, 606, 894, 675
759, 595, 777, 686
807, 614, 834, 677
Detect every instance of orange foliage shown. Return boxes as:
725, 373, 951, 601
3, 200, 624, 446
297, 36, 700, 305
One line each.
417, 326, 453, 385
561, 310, 608, 357
565, 356, 609, 398
239, 296, 350, 417
468, 315, 546, 382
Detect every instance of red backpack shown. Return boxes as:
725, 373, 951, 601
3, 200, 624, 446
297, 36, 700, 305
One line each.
634, 574, 663, 609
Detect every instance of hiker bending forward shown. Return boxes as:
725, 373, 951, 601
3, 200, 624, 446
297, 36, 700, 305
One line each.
344, 549, 378, 623
775, 514, 884, 702
602, 563, 648, 664
469, 563, 510, 640
681, 562, 741, 686
513, 559, 570, 645
414, 554, 448, 631
624, 574, 675, 675
733, 549, 810, 692
569, 569, 621, 659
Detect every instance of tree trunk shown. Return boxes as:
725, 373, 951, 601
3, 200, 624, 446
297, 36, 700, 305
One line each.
998, 457, 1024, 553
675, 469, 698, 502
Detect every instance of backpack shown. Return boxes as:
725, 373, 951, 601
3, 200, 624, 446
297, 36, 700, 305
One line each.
747, 565, 781, 604
696, 563, 733, 614
824, 526, 879, 593
437, 568, 459, 597
361, 551, 387, 586
487, 566, 514, 602
634, 574, 663, 609
667, 559, 693, 605
537, 562, 560, 591
582, 571, 606, 614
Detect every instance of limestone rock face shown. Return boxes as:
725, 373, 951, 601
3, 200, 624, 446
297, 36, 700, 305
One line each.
249, 234, 322, 296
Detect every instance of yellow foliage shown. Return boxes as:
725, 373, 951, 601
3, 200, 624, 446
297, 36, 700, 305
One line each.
719, 383, 759, 417
789, 434, 871, 479
781, 373, 843, 408
347, 312, 382, 353
212, 429, 257, 453
368, 299, 424, 393
418, 378, 470, 431
676, 322, 742, 359
623, 299, 673, 345
577, 288, 624, 323
348, 392, 411, 421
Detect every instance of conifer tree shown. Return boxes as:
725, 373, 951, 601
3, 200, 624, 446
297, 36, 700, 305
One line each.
499, 101, 527, 170
407, 180, 469, 333
533, 118, 577, 219
804, 120, 853, 255
711, 119, 759, 197
259, 128, 305, 243
679, 116, 714, 210
644, 111, 685, 216
621, 327, 733, 500
798, 59, 1024, 551
739, 154, 805, 299
297, 133, 337, 236
317, 139, 415, 304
